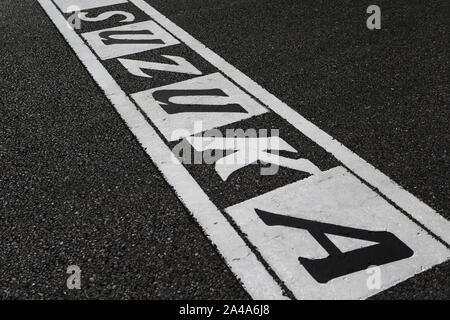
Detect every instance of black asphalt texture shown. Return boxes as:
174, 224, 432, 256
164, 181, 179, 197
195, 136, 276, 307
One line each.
1, 0, 449, 299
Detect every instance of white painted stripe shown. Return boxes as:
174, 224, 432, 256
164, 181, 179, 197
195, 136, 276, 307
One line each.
38, 0, 287, 300
129, 0, 450, 245
53, 0, 128, 13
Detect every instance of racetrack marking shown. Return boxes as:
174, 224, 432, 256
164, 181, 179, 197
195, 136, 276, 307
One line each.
82, 20, 180, 59
38, 0, 287, 300
132, 72, 268, 141
129, 0, 450, 246
185, 135, 322, 181
118, 55, 203, 78
226, 166, 448, 299
38, 0, 450, 299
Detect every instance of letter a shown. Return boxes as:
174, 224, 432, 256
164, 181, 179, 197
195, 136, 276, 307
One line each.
255, 209, 413, 283
367, 5, 381, 30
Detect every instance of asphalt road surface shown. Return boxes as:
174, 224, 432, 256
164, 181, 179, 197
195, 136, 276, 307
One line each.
1, 0, 449, 299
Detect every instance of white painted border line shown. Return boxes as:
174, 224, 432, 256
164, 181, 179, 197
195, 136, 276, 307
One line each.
130, 0, 450, 245
38, 0, 287, 300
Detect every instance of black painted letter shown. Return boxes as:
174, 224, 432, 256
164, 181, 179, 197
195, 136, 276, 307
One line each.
152, 89, 248, 114
255, 209, 414, 283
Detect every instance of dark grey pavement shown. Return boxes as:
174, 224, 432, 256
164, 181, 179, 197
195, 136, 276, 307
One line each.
1, 0, 449, 299
0, 0, 248, 299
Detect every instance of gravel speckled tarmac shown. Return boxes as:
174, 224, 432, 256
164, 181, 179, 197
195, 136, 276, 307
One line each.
1, 0, 449, 299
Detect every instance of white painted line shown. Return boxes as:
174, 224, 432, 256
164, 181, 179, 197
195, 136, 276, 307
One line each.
38, 0, 287, 300
129, 0, 450, 245
53, 0, 128, 13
